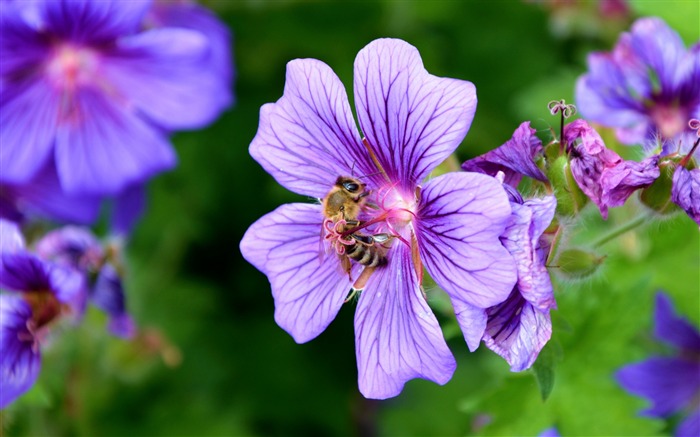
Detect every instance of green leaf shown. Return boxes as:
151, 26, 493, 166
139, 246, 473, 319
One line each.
532, 341, 558, 401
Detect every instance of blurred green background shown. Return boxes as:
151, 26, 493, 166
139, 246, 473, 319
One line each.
3, 1, 699, 436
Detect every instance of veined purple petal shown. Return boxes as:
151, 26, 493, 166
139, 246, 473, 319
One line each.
240, 203, 358, 343
501, 197, 557, 311
566, 120, 623, 219
0, 78, 59, 185
249, 59, 370, 198
629, 17, 686, 93
616, 357, 700, 417
0, 253, 52, 292
483, 289, 552, 372
38, 0, 151, 43
354, 38, 477, 190
600, 155, 660, 210
462, 122, 547, 186
0, 294, 41, 409
0, 219, 25, 253
654, 292, 700, 352
54, 87, 176, 195
678, 409, 700, 437
354, 242, 455, 399
3, 162, 102, 225
454, 303, 487, 352
93, 263, 134, 338
103, 27, 229, 130
416, 172, 516, 309
672, 167, 700, 226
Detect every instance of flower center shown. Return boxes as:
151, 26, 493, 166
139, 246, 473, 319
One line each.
376, 185, 418, 230
45, 44, 99, 90
650, 104, 687, 140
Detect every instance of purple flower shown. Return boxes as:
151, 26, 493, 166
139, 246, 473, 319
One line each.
240, 39, 517, 399
576, 17, 700, 148
461, 121, 547, 187
617, 292, 700, 437
0, 0, 232, 196
36, 226, 135, 338
483, 195, 557, 371
565, 120, 660, 218
0, 220, 84, 408
671, 166, 700, 226
538, 428, 561, 437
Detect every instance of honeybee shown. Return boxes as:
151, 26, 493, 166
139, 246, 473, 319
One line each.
321, 176, 392, 273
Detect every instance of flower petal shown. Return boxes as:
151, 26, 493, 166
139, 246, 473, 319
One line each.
462, 122, 547, 185
93, 263, 134, 338
500, 198, 557, 311
600, 155, 660, 210
654, 292, 700, 351
629, 18, 686, 93
617, 357, 700, 417
0, 253, 51, 292
566, 119, 623, 219
483, 289, 552, 372
54, 87, 176, 195
39, 0, 150, 43
354, 241, 455, 399
671, 167, 700, 227
0, 219, 25, 253
416, 172, 517, 309
0, 78, 58, 184
103, 27, 230, 130
0, 294, 41, 409
677, 409, 700, 437
144, 0, 234, 93
5, 162, 102, 225
240, 203, 358, 343
354, 38, 477, 189
111, 182, 146, 235
249, 59, 370, 198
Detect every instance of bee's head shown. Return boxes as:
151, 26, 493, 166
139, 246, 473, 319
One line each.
336, 177, 368, 200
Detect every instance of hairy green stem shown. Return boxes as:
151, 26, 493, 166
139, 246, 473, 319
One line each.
592, 214, 651, 248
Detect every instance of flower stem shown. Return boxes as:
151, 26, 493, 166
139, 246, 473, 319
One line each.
592, 213, 652, 248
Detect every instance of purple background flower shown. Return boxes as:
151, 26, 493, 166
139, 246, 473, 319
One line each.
576, 17, 700, 149
0, 0, 232, 197
0, 219, 85, 408
241, 38, 517, 399
617, 292, 700, 437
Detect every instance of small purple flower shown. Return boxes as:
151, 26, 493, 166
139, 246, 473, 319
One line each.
565, 119, 660, 218
617, 292, 700, 437
671, 166, 700, 226
538, 428, 561, 437
36, 226, 135, 338
0, 220, 84, 408
240, 39, 517, 399
576, 17, 700, 148
0, 0, 232, 196
482, 195, 557, 371
462, 121, 547, 187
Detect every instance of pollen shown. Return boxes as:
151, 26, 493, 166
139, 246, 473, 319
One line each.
45, 44, 99, 89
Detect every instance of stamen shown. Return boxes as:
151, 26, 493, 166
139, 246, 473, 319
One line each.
362, 137, 391, 183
